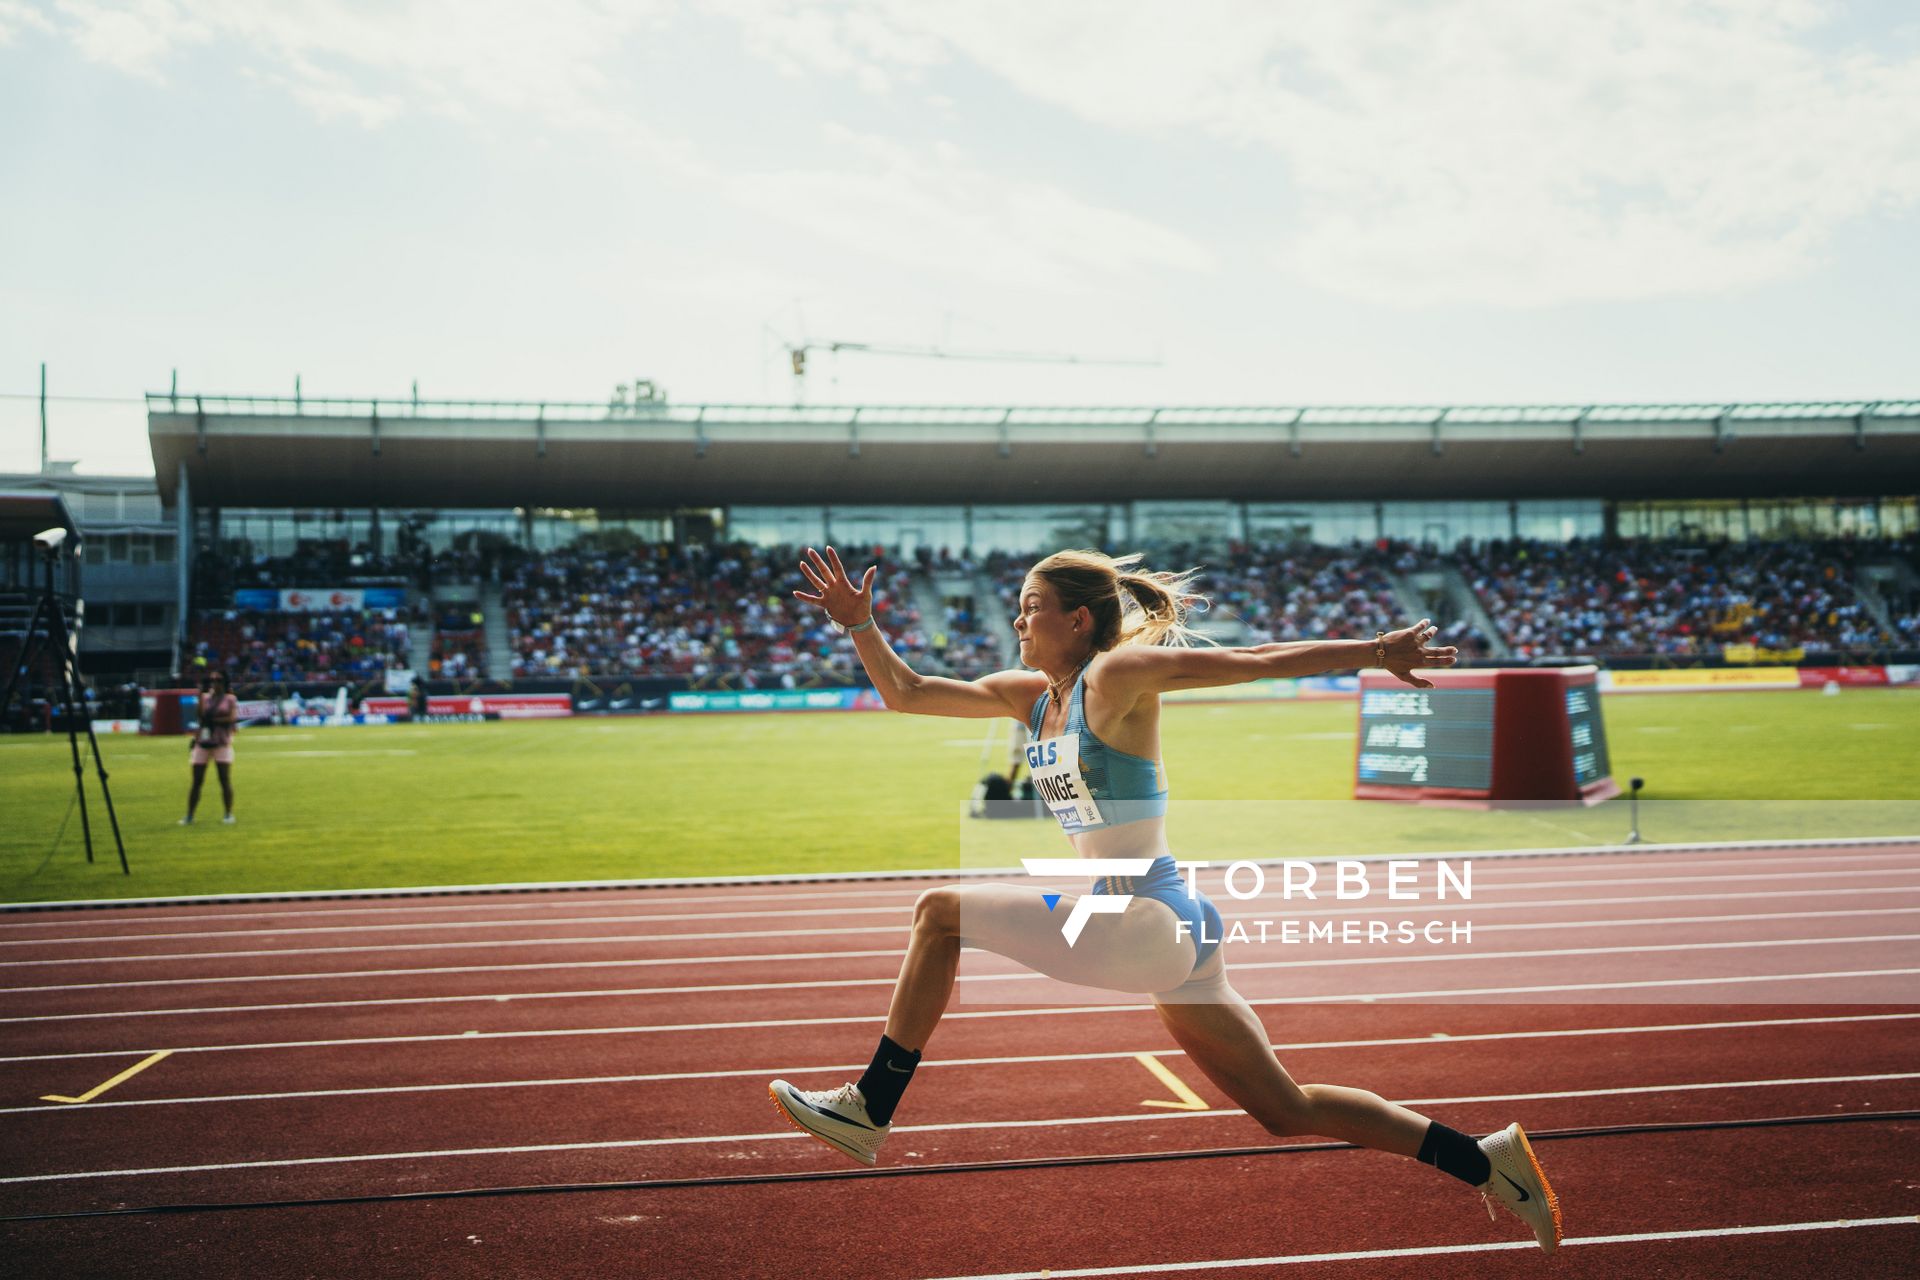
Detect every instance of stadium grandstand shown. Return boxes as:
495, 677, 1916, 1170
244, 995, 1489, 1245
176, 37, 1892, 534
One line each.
3, 393, 1917, 713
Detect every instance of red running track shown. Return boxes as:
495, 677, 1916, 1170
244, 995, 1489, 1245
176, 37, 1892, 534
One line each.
1, 843, 1917, 1277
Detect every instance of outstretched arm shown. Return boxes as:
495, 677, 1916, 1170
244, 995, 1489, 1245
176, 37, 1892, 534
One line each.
1100, 620, 1458, 701
794, 546, 1043, 720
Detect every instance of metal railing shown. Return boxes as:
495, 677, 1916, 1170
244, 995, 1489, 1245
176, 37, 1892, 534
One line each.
147, 393, 1920, 430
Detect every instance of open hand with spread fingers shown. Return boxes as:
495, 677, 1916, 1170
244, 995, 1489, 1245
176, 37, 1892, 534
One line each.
1379, 618, 1458, 689
793, 545, 878, 630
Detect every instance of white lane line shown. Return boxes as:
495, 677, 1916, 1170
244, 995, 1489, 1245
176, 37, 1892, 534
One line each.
7, 904, 1906, 988
5, 965, 1916, 1028
574, 867, 1920, 911
6, 851, 1915, 933
7, 1009, 1914, 1070
13, 887, 1915, 971
5, 1072, 1917, 1185
1473, 906, 1920, 932
7, 932, 1915, 997
0, 912, 910, 948
588, 881, 1920, 946
922, 1216, 1920, 1279
29, 867, 1920, 933
0, 897, 743, 930
0, 933, 925, 968
9, 883, 1920, 955
3, 1012, 1914, 1109
7, 899, 1917, 968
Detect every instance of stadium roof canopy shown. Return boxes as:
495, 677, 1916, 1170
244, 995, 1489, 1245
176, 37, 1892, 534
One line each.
0, 490, 76, 541
148, 394, 1920, 509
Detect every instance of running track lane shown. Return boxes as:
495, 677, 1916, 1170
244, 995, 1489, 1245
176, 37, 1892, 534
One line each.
3, 846, 1918, 1276
3, 1010, 1917, 1202
2, 1124, 1915, 1278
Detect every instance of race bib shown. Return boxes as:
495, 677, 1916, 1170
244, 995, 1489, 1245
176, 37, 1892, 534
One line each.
1024, 733, 1103, 830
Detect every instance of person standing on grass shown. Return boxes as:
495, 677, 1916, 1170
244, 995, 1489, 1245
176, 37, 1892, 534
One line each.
769, 545, 1562, 1253
181, 670, 238, 826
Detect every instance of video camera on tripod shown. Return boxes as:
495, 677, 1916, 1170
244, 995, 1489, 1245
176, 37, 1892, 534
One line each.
1, 518, 129, 874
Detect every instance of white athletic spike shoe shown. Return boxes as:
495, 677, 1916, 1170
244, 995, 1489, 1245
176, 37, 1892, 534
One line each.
1478, 1122, 1562, 1253
768, 1080, 891, 1166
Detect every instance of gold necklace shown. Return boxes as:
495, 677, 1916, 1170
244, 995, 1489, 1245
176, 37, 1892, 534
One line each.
1047, 654, 1091, 707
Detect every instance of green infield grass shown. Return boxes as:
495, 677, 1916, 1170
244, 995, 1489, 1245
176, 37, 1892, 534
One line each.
2, 688, 1916, 903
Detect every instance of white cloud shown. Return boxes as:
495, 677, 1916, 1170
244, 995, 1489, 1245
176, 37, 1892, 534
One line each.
0, 0, 54, 47
46, 0, 679, 133
721, 0, 1920, 307
706, 0, 944, 94
29, 0, 1920, 309
28, 0, 1210, 290
727, 127, 1215, 288
53, 0, 203, 80
242, 58, 405, 129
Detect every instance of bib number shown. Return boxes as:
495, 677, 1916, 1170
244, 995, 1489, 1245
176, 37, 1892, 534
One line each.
1024, 734, 1102, 830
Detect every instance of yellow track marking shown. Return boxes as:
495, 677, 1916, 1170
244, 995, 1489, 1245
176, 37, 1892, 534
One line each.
1134, 1053, 1208, 1110
41, 1050, 172, 1104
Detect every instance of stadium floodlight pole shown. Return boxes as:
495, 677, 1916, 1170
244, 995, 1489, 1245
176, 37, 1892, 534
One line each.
0, 531, 130, 874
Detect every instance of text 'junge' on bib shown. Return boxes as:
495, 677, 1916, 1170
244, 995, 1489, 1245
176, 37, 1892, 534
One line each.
1024, 733, 1103, 830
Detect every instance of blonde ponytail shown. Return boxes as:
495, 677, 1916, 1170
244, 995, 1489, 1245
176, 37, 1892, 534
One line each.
1116, 567, 1206, 647
1028, 549, 1211, 650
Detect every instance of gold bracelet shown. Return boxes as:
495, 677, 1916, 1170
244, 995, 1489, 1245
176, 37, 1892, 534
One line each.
1374, 631, 1388, 668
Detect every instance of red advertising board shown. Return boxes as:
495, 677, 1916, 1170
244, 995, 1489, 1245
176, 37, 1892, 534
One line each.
363, 694, 573, 720
1797, 666, 1890, 687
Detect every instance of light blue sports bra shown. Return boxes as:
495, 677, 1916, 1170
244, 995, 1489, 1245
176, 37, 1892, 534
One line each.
1025, 664, 1169, 830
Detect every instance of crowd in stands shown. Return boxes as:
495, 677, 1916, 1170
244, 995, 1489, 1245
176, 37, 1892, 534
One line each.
1212, 542, 1421, 644
0, 635, 65, 730
500, 543, 939, 682
189, 607, 422, 683
174, 534, 1917, 689
1868, 543, 1920, 648
1457, 538, 1905, 657
186, 536, 502, 684
193, 540, 494, 609
913, 548, 1004, 679
431, 604, 489, 679
1891, 588, 1920, 648
985, 543, 1493, 656
891, 537, 1913, 662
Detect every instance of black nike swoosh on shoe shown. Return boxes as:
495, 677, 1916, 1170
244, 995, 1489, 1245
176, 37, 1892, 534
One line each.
1499, 1172, 1531, 1203
793, 1094, 876, 1130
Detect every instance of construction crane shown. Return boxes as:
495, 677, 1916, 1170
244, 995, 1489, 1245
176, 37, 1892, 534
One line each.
770, 334, 1162, 404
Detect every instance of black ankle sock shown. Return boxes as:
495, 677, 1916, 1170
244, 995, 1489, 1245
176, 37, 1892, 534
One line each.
854, 1034, 921, 1126
1416, 1121, 1491, 1187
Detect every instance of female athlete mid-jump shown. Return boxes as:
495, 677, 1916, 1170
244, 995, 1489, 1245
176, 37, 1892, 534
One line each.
770, 546, 1561, 1253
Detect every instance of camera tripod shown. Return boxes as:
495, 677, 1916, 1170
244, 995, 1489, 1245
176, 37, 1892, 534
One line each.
0, 547, 129, 875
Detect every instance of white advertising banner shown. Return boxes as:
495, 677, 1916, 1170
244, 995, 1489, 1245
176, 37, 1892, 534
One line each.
279, 588, 365, 611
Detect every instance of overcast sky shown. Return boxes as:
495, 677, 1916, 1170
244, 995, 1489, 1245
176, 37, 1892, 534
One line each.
4, 0, 1918, 475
